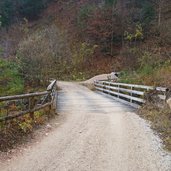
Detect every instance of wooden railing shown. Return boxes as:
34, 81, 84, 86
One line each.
0, 80, 57, 122
94, 80, 166, 108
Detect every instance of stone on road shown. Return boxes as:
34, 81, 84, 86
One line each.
0, 82, 171, 171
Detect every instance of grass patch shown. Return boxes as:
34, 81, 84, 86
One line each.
119, 60, 171, 87
119, 50, 171, 86
139, 104, 171, 151
0, 59, 24, 96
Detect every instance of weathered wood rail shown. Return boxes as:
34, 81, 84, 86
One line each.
0, 80, 57, 122
94, 80, 166, 108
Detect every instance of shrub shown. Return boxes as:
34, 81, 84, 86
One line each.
0, 59, 24, 96
17, 24, 71, 83
72, 42, 97, 65
139, 104, 171, 151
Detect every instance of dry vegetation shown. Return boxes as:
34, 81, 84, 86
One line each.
139, 104, 171, 151
0, 109, 53, 152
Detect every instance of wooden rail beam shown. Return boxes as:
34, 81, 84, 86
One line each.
0, 91, 49, 102
94, 80, 166, 108
0, 80, 57, 122
0, 102, 52, 122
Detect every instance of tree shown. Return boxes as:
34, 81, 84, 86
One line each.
0, 0, 14, 27
0, 15, 2, 26
17, 24, 71, 84
105, 0, 117, 6
110, 0, 117, 55
141, 1, 155, 26
19, 0, 45, 19
86, 7, 122, 55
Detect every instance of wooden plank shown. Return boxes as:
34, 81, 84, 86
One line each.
0, 91, 49, 102
97, 91, 140, 108
95, 81, 166, 106
102, 89, 144, 103
96, 84, 144, 96
0, 102, 52, 122
47, 80, 57, 91
95, 83, 144, 95
96, 81, 166, 92
94, 83, 104, 87
0, 80, 57, 102
156, 87, 166, 92
96, 81, 152, 90
115, 87, 144, 95
95, 86, 144, 103
95, 87, 104, 92
0, 79, 57, 122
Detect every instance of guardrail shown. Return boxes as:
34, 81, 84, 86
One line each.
0, 80, 57, 122
94, 80, 166, 108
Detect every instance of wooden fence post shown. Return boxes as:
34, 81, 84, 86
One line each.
29, 97, 35, 120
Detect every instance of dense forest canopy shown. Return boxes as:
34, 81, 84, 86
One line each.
0, 0, 166, 27
0, 0, 52, 26
0, 0, 170, 88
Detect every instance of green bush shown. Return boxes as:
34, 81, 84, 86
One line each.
0, 59, 24, 96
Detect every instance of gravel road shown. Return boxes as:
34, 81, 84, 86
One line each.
0, 81, 171, 171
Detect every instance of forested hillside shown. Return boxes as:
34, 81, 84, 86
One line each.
0, 0, 171, 94
0, 0, 171, 153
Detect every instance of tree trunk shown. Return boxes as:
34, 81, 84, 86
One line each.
158, 1, 161, 27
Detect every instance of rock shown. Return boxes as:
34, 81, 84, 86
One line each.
46, 124, 52, 130
166, 98, 171, 109
107, 72, 119, 82
166, 88, 171, 109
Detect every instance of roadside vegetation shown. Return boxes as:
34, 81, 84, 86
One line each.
139, 103, 171, 151
0, 59, 23, 96
0, 109, 51, 152
119, 52, 171, 87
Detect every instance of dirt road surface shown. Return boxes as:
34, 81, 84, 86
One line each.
0, 82, 171, 171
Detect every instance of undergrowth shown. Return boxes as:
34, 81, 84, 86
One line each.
0, 59, 24, 96
119, 51, 171, 87
139, 104, 171, 151
0, 110, 48, 152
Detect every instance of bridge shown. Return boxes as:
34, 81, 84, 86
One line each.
0, 81, 171, 171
